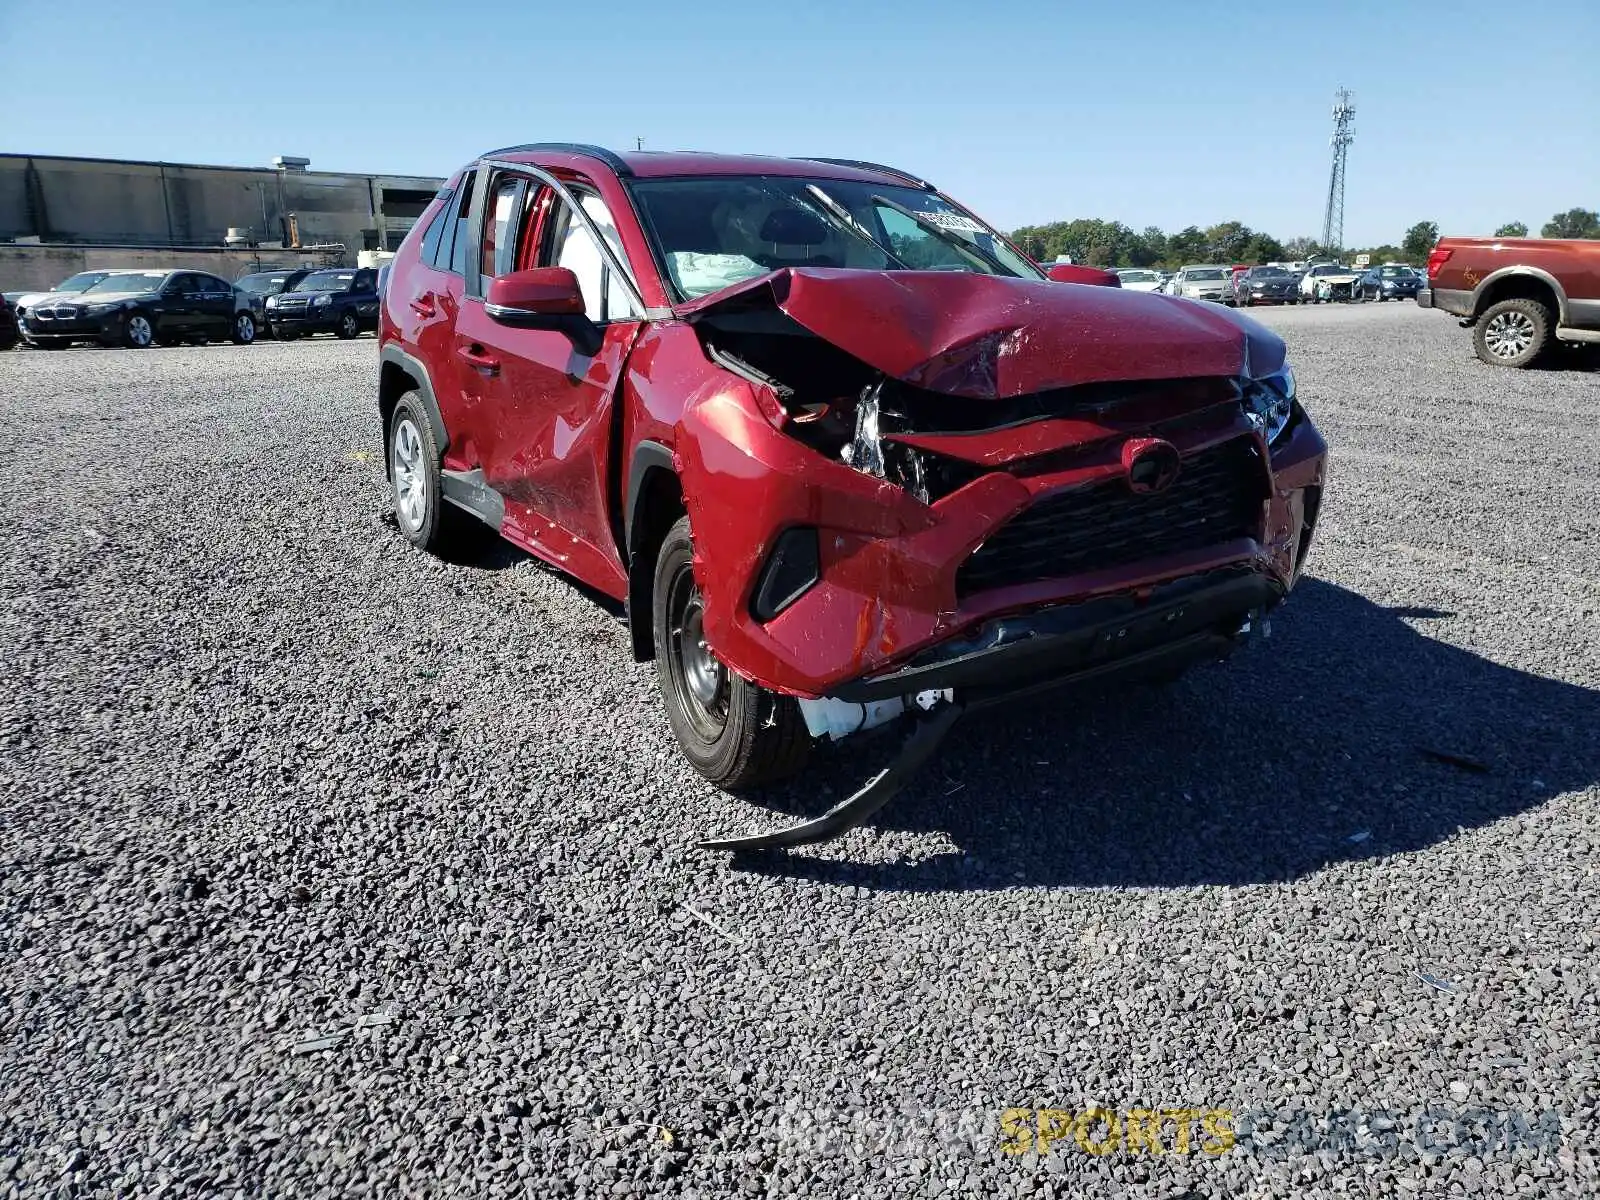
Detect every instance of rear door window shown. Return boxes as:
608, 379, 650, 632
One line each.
433, 174, 476, 275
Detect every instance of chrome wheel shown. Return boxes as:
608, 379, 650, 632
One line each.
391, 417, 426, 532
1483, 310, 1536, 359
668, 571, 728, 739
126, 314, 153, 347
235, 313, 255, 341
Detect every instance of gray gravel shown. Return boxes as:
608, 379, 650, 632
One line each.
2, 307, 1597, 1198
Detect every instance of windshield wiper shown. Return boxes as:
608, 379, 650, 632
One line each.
803, 185, 908, 269
869, 193, 1015, 276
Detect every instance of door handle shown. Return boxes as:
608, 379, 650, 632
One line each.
456, 344, 501, 375
409, 295, 436, 317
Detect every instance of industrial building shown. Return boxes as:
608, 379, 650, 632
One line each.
0, 152, 444, 291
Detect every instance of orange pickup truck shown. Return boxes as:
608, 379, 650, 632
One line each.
1419, 237, 1600, 367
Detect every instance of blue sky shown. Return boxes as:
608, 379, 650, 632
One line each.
2, 0, 1595, 246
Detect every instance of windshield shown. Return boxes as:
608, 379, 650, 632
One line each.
629, 175, 1042, 300
1380, 266, 1413, 277
83, 272, 168, 294
1251, 267, 1292, 278
238, 273, 296, 294
55, 271, 112, 293
291, 271, 354, 293
1118, 270, 1158, 282
1186, 268, 1227, 281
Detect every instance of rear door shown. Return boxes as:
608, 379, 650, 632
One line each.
454, 167, 646, 593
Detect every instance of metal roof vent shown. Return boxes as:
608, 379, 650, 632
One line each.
273, 155, 311, 172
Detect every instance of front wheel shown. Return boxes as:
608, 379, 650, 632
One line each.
231, 312, 256, 344
652, 516, 809, 789
123, 312, 155, 348
336, 310, 359, 339
1473, 298, 1552, 368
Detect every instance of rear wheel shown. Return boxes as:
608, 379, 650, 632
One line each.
230, 312, 256, 344
652, 517, 809, 789
388, 394, 467, 555
1473, 298, 1551, 368
336, 310, 359, 339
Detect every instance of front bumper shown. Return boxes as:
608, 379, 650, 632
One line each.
675, 380, 1329, 701
267, 310, 339, 333
20, 313, 121, 342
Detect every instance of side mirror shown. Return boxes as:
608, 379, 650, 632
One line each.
487, 267, 586, 318
485, 267, 601, 354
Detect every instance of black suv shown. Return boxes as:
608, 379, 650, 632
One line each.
235, 268, 313, 337
17, 269, 259, 349
264, 267, 380, 339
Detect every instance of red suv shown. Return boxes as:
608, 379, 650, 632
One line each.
378, 144, 1328, 849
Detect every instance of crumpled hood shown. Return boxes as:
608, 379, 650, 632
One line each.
680, 268, 1285, 398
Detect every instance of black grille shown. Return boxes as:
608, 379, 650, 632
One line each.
957, 438, 1265, 598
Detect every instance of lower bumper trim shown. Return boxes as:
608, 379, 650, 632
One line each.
694, 702, 964, 852
831, 570, 1283, 705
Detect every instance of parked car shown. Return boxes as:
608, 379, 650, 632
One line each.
266, 267, 381, 339
235, 268, 313, 336
1112, 268, 1164, 293
376, 144, 1328, 850
11, 270, 117, 331
1357, 264, 1422, 302
1167, 265, 1231, 302
1299, 263, 1361, 302
17, 269, 259, 348
1420, 236, 1600, 367
0, 294, 18, 351
1231, 266, 1301, 307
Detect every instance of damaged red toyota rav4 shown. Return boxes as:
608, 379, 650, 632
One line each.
378, 144, 1328, 850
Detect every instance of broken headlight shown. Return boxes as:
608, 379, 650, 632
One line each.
1244, 365, 1297, 445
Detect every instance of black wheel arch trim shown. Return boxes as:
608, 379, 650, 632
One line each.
624, 439, 678, 661
379, 344, 449, 465
625, 440, 676, 556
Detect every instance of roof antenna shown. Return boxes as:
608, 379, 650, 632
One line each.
635, 136, 644, 151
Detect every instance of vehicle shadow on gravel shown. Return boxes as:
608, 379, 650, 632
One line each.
731, 579, 1600, 890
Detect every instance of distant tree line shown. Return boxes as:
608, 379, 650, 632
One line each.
1009, 208, 1600, 269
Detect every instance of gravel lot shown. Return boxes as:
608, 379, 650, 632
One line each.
2, 305, 1597, 1199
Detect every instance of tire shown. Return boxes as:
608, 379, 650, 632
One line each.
1473, 298, 1552, 368
230, 312, 256, 345
388, 393, 467, 555
123, 312, 156, 349
652, 516, 809, 789
336, 310, 359, 340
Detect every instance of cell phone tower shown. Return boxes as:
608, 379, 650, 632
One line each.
1321, 89, 1356, 252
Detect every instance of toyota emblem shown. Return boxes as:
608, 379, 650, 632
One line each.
1122, 438, 1182, 494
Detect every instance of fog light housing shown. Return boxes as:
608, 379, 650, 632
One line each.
751, 527, 820, 621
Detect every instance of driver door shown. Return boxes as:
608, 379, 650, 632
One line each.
453, 170, 646, 598
159, 275, 200, 336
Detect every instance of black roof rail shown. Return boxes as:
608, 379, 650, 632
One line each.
797, 157, 933, 190
479, 142, 633, 176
